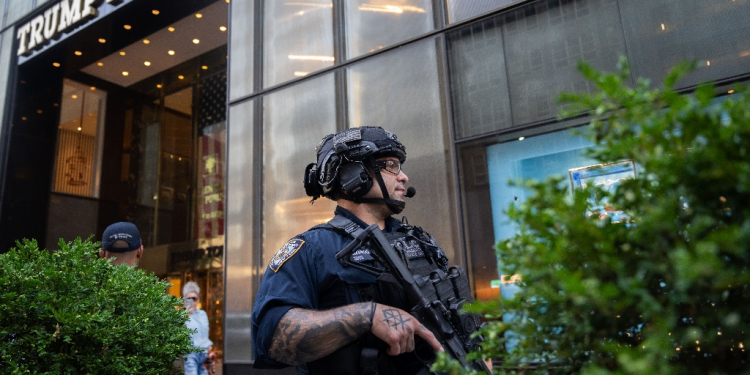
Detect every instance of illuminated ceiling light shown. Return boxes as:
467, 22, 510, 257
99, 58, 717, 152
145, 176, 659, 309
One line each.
90, 86, 96, 91
123, 24, 131, 30
156, 84, 163, 88
168, 50, 175, 55
201, 65, 208, 70
52, 62, 60, 67
661, 23, 665, 30
178, 75, 184, 79
143, 39, 150, 44
122, 71, 129, 76
294, 71, 309, 77
288, 54, 335, 62
518, 137, 525, 141
168, 26, 175, 32
226, 0, 229, 3
193, 38, 200, 44
74, 51, 82, 55
219, 26, 227, 31
195, 13, 203, 18
71, 95, 78, 99
144, 61, 151, 66
152, 9, 160, 15
98, 38, 106, 43
78, 126, 82, 131
97, 62, 103, 66
119, 51, 126, 56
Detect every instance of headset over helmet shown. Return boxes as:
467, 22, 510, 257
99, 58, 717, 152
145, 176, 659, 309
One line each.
303, 126, 412, 214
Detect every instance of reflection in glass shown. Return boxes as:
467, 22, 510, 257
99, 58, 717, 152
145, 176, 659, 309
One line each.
502, 0, 625, 125
225, 100, 255, 362
262, 74, 336, 266
52, 79, 106, 197
345, 0, 433, 59
347, 38, 458, 263
446, 0, 520, 24
229, 0, 254, 99
264, 0, 334, 88
447, 17, 512, 139
619, 0, 750, 88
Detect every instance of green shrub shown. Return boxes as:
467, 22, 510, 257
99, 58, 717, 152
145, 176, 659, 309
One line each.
0, 237, 195, 374
433, 58, 750, 374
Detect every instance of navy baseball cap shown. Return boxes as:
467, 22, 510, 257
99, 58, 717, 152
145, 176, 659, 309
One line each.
101, 222, 141, 252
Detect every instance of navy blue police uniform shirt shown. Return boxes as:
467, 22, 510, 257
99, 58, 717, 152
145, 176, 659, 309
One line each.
251, 206, 403, 369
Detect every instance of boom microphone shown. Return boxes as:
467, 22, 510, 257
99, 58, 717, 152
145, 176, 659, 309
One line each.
405, 187, 416, 198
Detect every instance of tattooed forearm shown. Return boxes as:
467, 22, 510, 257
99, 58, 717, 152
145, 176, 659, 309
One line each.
381, 307, 411, 332
268, 302, 375, 365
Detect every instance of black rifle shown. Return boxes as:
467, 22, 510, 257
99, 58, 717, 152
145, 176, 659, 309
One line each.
336, 223, 491, 375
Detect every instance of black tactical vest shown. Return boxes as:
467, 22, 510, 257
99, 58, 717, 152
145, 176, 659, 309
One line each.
304, 215, 481, 375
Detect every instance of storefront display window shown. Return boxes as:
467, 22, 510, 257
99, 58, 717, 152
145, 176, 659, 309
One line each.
51, 79, 106, 197
458, 129, 594, 301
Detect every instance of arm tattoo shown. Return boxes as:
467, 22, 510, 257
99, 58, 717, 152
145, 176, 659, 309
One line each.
268, 303, 375, 365
381, 308, 411, 332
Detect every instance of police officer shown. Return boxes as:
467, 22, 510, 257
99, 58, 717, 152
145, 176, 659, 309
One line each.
251, 127, 446, 374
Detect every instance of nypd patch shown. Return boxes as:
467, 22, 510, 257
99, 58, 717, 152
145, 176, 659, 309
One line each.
269, 239, 305, 272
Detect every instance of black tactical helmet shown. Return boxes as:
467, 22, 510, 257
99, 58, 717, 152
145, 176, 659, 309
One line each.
304, 126, 408, 213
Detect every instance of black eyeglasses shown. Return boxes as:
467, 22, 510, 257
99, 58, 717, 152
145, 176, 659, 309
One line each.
373, 159, 402, 175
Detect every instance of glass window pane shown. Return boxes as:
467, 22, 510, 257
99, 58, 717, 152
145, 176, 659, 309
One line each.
345, 0, 434, 59
229, 0, 254, 100
447, 0, 522, 23
620, 0, 750, 89
0, 31, 14, 143
503, 0, 626, 125
263, 1, 334, 88
447, 17, 512, 139
6, 0, 32, 27
262, 74, 336, 266
225, 99, 255, 363
52, 79, 106, 197
347, 38, 459, 263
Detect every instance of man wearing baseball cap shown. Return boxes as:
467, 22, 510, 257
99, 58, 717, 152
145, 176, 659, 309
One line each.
100, 222, 144, 266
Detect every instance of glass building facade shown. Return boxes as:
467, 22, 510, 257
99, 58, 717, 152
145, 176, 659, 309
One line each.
1, 0, 749, 373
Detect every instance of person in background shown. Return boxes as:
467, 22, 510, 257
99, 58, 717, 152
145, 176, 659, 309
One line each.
183, 281, 213, 375
99, 222, 143, 266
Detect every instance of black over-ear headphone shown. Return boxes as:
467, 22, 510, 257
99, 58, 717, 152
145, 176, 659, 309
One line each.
338, 161, 372, 197
303, 163, 323, 199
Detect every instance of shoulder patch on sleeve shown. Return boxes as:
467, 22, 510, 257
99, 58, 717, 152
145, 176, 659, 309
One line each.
269, 239, 305, 273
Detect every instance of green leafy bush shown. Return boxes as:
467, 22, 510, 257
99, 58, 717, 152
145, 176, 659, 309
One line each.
433, 58, 750, 374
0, 237, 195, 374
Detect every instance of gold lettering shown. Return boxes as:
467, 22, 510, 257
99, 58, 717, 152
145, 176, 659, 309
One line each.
27, 15, 45, 50
58, 0, 82, 33
16, 23, 32, 56
204, 193, 222, 204
43, 4, 60, 40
